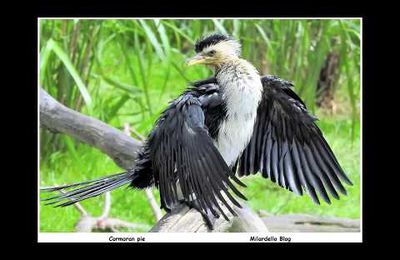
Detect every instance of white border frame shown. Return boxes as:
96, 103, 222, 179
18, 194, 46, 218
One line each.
37, 17, 362, 243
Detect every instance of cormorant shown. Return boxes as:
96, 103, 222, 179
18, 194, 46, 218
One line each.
42, 34, 353, 228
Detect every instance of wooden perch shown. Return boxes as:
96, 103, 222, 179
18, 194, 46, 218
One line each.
40, 88, 268, 232
151, 202, 268, 232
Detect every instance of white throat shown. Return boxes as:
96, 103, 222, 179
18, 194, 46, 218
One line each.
214, 59, 263, 166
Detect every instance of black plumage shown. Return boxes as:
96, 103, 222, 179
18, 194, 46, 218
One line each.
149, 92, 246, 220
236, 76, 352, 204
42, 75, 352, 223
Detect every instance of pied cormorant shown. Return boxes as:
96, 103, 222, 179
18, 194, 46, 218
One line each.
42, 34, 353, 228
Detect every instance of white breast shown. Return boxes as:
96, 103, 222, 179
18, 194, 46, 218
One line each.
215, 63, 263, 166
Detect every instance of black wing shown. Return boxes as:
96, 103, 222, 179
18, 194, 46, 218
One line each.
191, 77, 228, 140
148, 90, 246, 220
236, 75, 352, 204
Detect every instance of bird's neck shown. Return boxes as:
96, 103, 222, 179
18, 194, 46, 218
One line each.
214, 57, 260, 85
214, 57, 241, 74
212, 57, 263, 167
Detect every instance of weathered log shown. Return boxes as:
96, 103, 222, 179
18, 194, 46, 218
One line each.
40, 88, 142, 170
39, 88, 268, 232
150, 200, 268, 232
260, 213, 360, 232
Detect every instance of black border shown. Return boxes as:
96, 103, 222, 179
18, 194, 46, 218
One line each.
15, 2, 384, 250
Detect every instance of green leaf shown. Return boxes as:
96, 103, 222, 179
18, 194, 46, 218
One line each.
161, 21, 194, 44
139, 20, 165, 60
63, 136, 79, 163
47, 38, 92, 107
154, 19, 171, 55
255, 24, 273, 50
108, 94, 131, 120
39, 40, 53, 86
212, 19, 228, 35
101, 75, 142, 95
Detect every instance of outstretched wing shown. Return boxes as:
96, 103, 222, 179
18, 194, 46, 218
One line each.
148, 91, 246, 220
236, 75, 352, 204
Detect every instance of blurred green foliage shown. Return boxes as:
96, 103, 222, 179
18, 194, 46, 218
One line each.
39, 19, 361, 232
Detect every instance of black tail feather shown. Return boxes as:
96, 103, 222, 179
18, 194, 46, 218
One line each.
41, 171, 135, 207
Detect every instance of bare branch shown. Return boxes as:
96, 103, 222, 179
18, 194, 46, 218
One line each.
144, 189, 163, 221
260, 212, 360, 232
73, 192, 151, 232
40, 88, 142, 169
100, 192, 111, 219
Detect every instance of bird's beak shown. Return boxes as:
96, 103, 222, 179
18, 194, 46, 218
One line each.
186, 54, 206, 66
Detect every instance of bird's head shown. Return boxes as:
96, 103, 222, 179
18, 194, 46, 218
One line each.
186, 34, 241, 68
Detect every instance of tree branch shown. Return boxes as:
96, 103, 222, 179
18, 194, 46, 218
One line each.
100, 192, 111, 219
40, 88, 142, 169
144, 189, 163, 221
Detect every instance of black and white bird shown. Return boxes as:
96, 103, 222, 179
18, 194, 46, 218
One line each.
42, 34, 352, 228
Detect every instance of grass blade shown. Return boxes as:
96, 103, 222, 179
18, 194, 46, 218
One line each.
47, 38, 92, 107
139, 19, 165, 60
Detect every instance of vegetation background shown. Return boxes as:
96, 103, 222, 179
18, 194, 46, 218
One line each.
39, 19, 361, 232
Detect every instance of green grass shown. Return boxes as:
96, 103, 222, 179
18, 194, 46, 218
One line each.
40, 146, 161, 232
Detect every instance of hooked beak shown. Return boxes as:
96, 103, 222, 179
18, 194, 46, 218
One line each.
186, 54, 206, 66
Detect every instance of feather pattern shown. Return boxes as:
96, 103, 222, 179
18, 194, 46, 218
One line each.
148, 91, 247, 219
41, 171, 135, 207
237, 75, 352, 204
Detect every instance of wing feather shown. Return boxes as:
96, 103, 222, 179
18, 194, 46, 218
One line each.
236, 75, 352, 204
150, 92, 246, 219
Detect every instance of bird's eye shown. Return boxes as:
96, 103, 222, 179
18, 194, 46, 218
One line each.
207, 50, 216, 56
